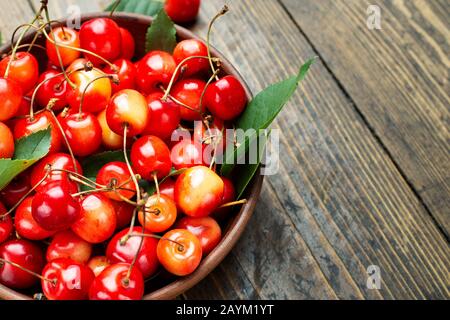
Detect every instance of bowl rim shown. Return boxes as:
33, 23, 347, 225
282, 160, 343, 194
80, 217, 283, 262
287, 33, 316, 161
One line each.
0, 11, 264, 300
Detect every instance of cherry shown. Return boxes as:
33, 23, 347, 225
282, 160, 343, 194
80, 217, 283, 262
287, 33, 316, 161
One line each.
14, 196, 55, 240
143, 92, 180, 140
0, 52, 39, 93
175, 166, 224, 217
0, 202, 13, 244
46, 230, 92, 264
0, 77, 23, 121
158, 179, 176, 202
171, 79, 206, 121
87, 256, 110, 277
213, 176, 236, 220
42, 258, 95, 300
59, 111, 102, 156
165, 0, 201, 24
0, 239, 44, 289
171, 139, 208, 170
72, 193, 116, 244
135, 51, 176, 94
35, 70, 69, 110
13, 110, 63, 154
106, 89, 150, 137
0, 173, 30, 208
176, 217, 221, 256
193, 117, 226, 157
96, 161, 136, 201
110, 200, 134, 230
204, 75, 248, 120
106, 227, 159, 278
89, 262, 144, 300
130, 135, 172, 180
79, 18, 122, 66
157, 229, 202, 276
0, 121, 14, 159
31, 180, 81, 231
138, 194, 177, 233
173, 39, 209, 77
15, 97, 32, 117
97, 109, 125, 150
119, 27, 135, 60
104, 59, 136, 93
46, 27, 81, 67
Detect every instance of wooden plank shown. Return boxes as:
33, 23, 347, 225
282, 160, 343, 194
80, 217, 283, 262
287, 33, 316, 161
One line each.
0, 1, 35, 42
280, 0, 450, 236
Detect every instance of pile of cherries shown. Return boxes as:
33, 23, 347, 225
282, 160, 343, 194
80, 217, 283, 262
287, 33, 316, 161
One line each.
0, 8, 248, 300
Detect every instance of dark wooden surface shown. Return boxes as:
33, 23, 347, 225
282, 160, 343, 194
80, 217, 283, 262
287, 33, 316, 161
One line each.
0, 0, 448, 299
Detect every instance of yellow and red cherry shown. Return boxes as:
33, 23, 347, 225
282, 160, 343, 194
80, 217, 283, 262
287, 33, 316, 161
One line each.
0, 122, 14, 159
135, 51, 176, 94
14, 196, 55, 241
87, 256, 110, 277
35, 70, 69, 111
171, 78, 206, 121
96, 161, 136, 201
46, 230, 92, 264
143, 92, 180, 140
0, 77, 23, 121
0, 52, 39, 93
104, 59, 136, 93
138, 194, 177, 233
119, 27, 135, 60
97, 109, 126, 150
176, 216, 222, 256
170, 139, 208, 170
46, 27, 81, 67
165, 0, 201, 24
173, 39, 209, 77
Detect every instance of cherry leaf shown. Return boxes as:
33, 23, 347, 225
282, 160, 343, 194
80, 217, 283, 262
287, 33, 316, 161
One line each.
145, 9, 177, 53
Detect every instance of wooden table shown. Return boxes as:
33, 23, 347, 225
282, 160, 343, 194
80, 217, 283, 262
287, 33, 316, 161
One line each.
1, 0, 448, 299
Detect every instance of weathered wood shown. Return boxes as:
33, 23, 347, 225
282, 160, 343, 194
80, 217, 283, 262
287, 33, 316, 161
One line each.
0, 1, 35, 44
280, 0, 450, 236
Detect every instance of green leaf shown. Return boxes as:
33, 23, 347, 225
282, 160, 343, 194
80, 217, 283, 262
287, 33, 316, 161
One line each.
0, 128, 51, 191
145, 9, 177, 53
105, 0, 163, 17
80, 150, 126, 190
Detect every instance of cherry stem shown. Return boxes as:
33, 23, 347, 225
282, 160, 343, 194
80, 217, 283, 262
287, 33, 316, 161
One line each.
125, 205, 146, 281
77, 74, 116, 118
29, 70, 65, 120
158, 86, 200, 113
9, 43, 46, 53
219, 199, 247, 208
199, 68, 220, 115
109, 0, 121, 17
206, 5, 229, 80
0, 258, 56, 285
153, 172, 160, 203
127, 233, 185, 250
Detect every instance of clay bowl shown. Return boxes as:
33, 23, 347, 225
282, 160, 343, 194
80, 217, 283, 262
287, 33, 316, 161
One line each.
0, 12, 263, 300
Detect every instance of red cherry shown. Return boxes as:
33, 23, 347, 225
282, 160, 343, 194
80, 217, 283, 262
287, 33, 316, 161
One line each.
204, 75, 248, 120
46, 27, 81, 67
110, 200, 134, 229
0, 173, 30, 208
106, 227, 159, 279
0, 239, 44, 289
174, 166, 224, 217
173, 39, 209, 77
157, 229, 202, 276
32, 180, 81, 231
88, 256, 110, 277
0, 77, 23, 121
46, 230, 92, 264
138, 194, 177, 233
165, 0, 201, 23
0, 202, 13, 244
96, 161, 136, 201
59, 111, 102, 157
171, 139, 208, 170
193, 117, 226, 156
104, 59, 136, 93
79, 18, 122, 66
72, 193, 116, 244
130, 135, 172, 180
35, 70, 69, 110
14, 196, 55, 241
97, 109, 125, 150
213, 177, 236, 220
176, 216, 221, 256
106, 89, 150, 137
143, 92, 180, 140
14, 97, 32, 118
0, 121, 14, 158
0, 52, 39, 93
135, 51, 176, 94
89, 262, 144, 300
119, 28, 135, 60
158, 179, 176, 201
171, 79, 206, 121
13, 110, 63, 154
42, 258, 95, 300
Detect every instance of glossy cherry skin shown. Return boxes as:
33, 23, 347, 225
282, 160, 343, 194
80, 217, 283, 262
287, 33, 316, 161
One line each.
97, 109, 125, 150
0, 173, 30, 208
0, 121, 14, 158
131, 135, 172, 180
96, 161, 136, 201
0, 78, 22, 121
106, 89, 150, 137
138, 194, 177, 233
173, 39, 209, 77
157, 229, 202, 276
0, 239, 44, 289
172, 79, 206, 121
104, 59, 136, 93
119, 28, 135, 60
14, 196, 55, 241
213, 177, 236, 220
0, 52, 39, 93
110, 200, 134, 230
204, 75, 248, 120
42, 258, 95, 300
175, 166, 224, 217
171, 139, 208, 170
165, 0, 201, 23
72, 193, 116, 244
79, 18, 122, 66
106, 227, 159, 279
15, 97, 32, 117
89, 262, 144, 300
32, 180, 81, 231
47, 230, 92, 264
13, 110, 63, 154
176, 217, 221, 256
0, 202, 12, 244
135, 51, 176, 94
46, 27, 81, 67
35, 70, 69, 111
59, 111, 102, 156
87, 256, 110, 277
143, 92, 180, 140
